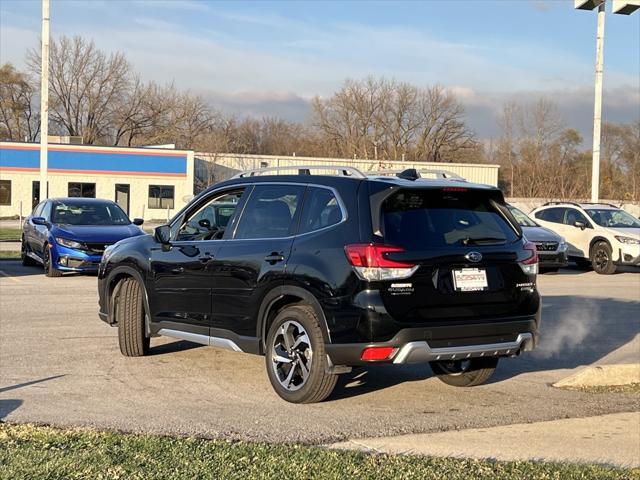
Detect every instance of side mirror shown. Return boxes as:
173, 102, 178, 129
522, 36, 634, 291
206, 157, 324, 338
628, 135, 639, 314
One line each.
198, 218, 211, 229
132, 218, 144, 226
574, 220, 586, 230
154, 225, 171, 245
32, 216, 48, 226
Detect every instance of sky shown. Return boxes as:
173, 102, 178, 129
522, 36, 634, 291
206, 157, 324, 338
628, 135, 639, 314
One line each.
1, 0, 639, 140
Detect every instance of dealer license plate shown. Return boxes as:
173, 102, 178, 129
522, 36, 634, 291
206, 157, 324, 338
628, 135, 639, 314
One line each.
452, 268, 488, 292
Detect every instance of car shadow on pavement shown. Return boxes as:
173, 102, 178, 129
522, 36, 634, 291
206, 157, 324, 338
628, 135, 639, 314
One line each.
0, 261, 44, 277
150, 340, 204, 356
329, 363, 432, 401
0, 375, 66, 420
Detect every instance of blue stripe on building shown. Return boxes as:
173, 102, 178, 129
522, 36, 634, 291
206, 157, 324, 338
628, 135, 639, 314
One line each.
0, 147, 187, 174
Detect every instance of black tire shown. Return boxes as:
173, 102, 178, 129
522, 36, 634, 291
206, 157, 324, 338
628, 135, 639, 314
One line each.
116, 278, 150, 357
539, 267, 559, 274
590, 241, 616, 275
430, 357, 499, 387
574, 259, 592, 270
43, 245, 63, 277
265, 304, 337, 404
21, 238, 37, 267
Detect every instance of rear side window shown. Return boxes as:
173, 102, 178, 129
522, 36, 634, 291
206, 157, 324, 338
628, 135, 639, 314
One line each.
235, 184, 305, 239
381, 189, 519, 250
299, 187, 343, 234
534, 207, 565, 224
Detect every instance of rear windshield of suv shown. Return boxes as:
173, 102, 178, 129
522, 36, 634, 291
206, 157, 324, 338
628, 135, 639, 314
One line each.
381, 189, 519, 250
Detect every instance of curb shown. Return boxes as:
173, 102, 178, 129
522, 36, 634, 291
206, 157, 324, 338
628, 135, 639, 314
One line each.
553, 364, 640, 388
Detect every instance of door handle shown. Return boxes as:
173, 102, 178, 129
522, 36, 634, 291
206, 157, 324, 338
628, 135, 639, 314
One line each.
264, 252, 285, 264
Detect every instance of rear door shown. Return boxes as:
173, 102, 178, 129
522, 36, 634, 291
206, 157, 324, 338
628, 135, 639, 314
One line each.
376, 187, 535, 323
211, 183, 306, 337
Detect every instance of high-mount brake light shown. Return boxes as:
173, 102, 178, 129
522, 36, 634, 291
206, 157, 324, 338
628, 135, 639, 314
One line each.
344, 244, 419, 281
442, 187, 468, 192
519, 241, 539, 275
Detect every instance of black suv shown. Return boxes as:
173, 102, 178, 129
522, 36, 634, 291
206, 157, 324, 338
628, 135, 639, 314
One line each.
98, 167, 541, 403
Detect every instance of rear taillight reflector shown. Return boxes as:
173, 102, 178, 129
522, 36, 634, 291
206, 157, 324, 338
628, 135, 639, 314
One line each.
344, 244, 418, 281
361, 346, 395, 361
520, 241, 539, 275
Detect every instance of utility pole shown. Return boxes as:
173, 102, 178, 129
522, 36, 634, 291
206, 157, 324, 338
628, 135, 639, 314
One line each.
40, 0, 50, 200
575, 0, 639, 202
590, 1, 605, 202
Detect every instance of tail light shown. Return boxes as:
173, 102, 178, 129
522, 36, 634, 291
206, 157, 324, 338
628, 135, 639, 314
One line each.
519, 241, 538, 275
344, 244, 418, 281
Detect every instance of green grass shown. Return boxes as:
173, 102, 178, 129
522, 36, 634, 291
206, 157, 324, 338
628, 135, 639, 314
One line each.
0, 250, 20, 260
0, 227, 21, 241
0, 227, 21, 242
0, 424, 637, 480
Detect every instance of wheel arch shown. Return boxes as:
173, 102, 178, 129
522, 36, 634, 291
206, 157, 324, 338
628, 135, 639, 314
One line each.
106, 265, 152, 335
589, 236, 611, 255
257, 285, 331, 353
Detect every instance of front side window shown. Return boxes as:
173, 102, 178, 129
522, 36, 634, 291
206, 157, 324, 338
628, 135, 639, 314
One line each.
234, 184, 305, 239
51, 201, 130, 225
32, 202, 45, 217
586, 209, 640, 228
149, 185, 175, 209
68, 182, 96, 198
299, 187, 343, 234
0, 180, 11, 205
563, 209, 590, 227
177, 190, 244, 241
381, 189, 519, 250
41, 201, 52, 221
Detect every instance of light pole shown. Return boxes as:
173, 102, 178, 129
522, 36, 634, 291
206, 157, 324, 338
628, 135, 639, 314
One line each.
574, 0, 639, 202
40, 0, 50, 200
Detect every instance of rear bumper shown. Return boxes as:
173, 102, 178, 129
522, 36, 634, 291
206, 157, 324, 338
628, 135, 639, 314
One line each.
325, 318, 539, 366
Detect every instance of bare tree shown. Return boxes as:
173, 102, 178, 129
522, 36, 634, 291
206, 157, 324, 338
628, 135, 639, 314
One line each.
0, 63, 39, 141
26, 35, 132, 144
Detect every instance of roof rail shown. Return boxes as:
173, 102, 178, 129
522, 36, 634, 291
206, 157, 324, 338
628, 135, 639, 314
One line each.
540, 201, 619, 208
368, 168, 466, 181
232, 165, 367, 179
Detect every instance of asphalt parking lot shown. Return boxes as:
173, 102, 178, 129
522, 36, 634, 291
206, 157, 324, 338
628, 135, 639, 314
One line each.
0, 262, 638, 444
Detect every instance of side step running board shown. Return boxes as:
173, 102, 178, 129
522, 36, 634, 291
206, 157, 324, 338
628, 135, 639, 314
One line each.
157, 328, 243, 352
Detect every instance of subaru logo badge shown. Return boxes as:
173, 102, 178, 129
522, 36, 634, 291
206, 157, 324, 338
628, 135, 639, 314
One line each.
465, 252, 482, 263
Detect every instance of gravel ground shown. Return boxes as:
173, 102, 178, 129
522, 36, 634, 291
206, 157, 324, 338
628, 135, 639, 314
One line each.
0, 262, 638, 444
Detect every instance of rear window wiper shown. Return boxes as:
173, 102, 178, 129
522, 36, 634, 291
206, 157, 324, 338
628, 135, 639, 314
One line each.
461, 237, 506, 245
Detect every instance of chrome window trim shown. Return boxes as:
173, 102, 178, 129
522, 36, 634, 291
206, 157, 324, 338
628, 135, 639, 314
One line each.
170, 181, 348, 243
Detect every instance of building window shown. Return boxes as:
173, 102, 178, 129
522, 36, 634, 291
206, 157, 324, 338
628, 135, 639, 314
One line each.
0, 180, 11, 206
149, 185, 175, 209
68, 182, 96, 198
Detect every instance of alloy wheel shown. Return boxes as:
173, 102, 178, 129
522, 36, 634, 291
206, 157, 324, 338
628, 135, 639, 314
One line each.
270, 320, 313, 391
594, 248, 609, 272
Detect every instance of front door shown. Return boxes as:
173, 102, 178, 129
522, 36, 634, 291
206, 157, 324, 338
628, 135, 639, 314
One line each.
147, 188, 247, 336
212, 183, 306, 338
115, 184, 130, 215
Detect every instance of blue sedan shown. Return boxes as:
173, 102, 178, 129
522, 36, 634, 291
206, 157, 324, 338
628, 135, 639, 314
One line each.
21, 198, 146, 277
